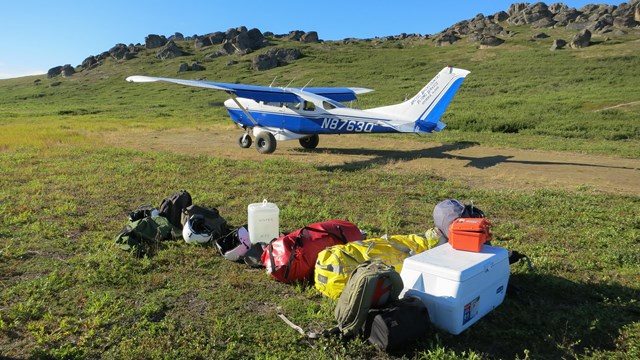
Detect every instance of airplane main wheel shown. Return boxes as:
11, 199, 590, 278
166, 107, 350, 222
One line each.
255, 132, 276, 154
238, 134, 252, 148
299, 135, 319, 149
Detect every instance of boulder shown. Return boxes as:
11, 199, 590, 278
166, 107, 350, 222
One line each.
288, 30, 305, 41
300, 31, 319, 43
613, 15, 637, 28
61, 64, 75, 77
47, 66, 62, 78
532, 32, 550, 40
479, 36, 505, 48
252, 53, 278, 71
191, 62, 206, 71
550, 38, 567, 50
636, 4, 640, 22
492, 11, 509, 22
178, 63, 189, 73
156, 40, 183, 59
508, 2, 553, 26
145, 34, 167, 49
548, 3, 569, 14
553, 8, 581, 26
434, 31, 460, 46
246, 28, 267, 48
569, 29, 591, 48
109, 43, 134, 60
50, 81, 62, 87
252, 47, 302, 71
81, 56, 98, 70
171, 32, 184, 41
507, 2, 528, 16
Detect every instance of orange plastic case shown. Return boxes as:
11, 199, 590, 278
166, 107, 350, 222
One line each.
448, 218, 493, 252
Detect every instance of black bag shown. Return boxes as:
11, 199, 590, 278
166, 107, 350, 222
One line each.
362, 296, 430, 352
181, 204, 229, 240
158, 190, 192, 229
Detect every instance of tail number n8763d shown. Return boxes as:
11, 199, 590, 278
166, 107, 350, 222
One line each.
321, 118, 374, 132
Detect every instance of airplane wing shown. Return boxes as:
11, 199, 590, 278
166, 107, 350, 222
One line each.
300, 87, 374, 102
126, 76, 373, 103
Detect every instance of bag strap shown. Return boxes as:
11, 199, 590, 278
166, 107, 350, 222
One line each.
509, 250, 535, 272
268, 242, 277, 275
278, 313, 340, 339
283, 235, 303, 280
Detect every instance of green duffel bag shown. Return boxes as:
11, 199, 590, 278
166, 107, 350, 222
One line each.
115, 215, 180, 256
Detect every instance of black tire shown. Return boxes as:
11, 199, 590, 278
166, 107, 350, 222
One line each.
238, 134, 252, 148
255, 132, 277, 154
299, 134, 319, 149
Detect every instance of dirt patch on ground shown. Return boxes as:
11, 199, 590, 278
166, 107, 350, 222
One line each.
101, 127, 639, 196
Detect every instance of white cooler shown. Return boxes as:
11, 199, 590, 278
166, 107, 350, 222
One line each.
400, 243, 510, 335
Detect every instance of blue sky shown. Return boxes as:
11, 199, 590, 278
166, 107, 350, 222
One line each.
0, 0, 623, 79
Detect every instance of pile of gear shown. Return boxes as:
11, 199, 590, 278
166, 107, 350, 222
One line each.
114, 190, 532, 352
115, 190, 250, 260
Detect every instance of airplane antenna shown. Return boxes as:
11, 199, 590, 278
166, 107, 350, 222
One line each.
269, 76, 278, 88
284, 78, 296, 89
301, 78, 313, 90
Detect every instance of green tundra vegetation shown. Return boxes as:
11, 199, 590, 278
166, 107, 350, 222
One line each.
0, 21, 638, 360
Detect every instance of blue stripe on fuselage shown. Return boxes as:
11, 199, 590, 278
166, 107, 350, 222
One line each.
226, 109, 395, 134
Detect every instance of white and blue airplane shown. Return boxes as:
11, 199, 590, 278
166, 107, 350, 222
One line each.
126, 66, 469, 154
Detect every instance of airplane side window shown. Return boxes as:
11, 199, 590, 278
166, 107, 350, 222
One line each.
303, 101, 316, 111
322, 101, 336, 110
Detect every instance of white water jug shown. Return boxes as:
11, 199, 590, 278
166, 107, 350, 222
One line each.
247, 199, 279, 244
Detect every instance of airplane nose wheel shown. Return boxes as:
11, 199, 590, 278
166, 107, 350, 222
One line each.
238, 133, 252, 148
255, 132, 276, 154
299, 135, 319, 149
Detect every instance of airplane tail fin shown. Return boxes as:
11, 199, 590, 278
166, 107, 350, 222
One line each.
368, 66, 470, 132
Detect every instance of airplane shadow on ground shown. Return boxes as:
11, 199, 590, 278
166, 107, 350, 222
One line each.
297, 141, 639, 172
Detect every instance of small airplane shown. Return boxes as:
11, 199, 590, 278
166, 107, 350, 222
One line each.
126, 66, 469, 154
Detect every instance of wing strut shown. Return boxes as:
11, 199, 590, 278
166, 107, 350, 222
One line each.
227, 92, 258, 126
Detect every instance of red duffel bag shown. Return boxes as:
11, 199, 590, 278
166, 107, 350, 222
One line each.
261, 220, 363, 283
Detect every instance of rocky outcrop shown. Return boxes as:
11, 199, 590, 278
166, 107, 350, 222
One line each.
434, 1, 638, 49
81, 56, 98, 70
109, 44, 135, 60
196, 27, 268, 56
145, 34, 167, 49
156, 40, 183, 59
252, 48, 302, 71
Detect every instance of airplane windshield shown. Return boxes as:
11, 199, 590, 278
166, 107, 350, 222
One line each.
322, 99, 345, 109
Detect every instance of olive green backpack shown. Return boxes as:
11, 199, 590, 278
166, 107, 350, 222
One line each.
279, 261, 404, 339
115, 215, 180, 257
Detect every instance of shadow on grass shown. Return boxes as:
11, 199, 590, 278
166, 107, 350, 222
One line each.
306, 141, 638, 172
395, 272, 639, 359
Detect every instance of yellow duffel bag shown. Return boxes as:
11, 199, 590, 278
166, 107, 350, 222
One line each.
314, 234, 437, 299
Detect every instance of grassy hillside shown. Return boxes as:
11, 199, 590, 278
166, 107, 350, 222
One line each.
0, 19, 639, 360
